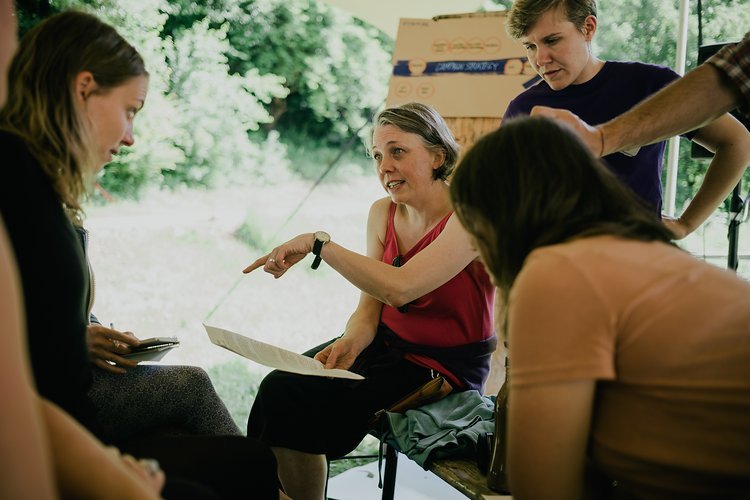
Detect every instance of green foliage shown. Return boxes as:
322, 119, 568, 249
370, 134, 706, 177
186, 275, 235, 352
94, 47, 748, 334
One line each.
45, 0, 291, 195
234, 213, 268, 249
54, 0, 186, 197
17, 0, 58, 36
282, 128, 372, 182
22, 0, 393, 191
282, 6, 391, 138
163, 0, 392, 141
596, 0, 750, 70
162, 19, 288, 187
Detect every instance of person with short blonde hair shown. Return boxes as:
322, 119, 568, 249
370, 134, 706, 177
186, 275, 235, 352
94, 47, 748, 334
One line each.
503, 0, 750, 240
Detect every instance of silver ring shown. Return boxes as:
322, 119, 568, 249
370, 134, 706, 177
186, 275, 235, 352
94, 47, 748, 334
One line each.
110, 338, 117, 348
141, 458, 160, 475
268, 258, 276, 263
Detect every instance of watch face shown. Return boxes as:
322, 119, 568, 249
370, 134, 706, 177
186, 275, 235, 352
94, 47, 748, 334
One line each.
314, 231, 331, 243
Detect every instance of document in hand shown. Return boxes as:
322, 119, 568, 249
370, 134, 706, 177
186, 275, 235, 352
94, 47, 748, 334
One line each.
203, 324, 364, 380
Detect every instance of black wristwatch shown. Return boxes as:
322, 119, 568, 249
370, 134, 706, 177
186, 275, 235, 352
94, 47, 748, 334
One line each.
311, 231, 330, 270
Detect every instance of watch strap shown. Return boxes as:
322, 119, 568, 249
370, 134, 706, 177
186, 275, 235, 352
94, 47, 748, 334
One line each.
311, 233, 328, 270
311, 238, 324, 270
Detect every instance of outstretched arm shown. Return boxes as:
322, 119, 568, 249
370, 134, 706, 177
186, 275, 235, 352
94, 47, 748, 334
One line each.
244, 198, 480, 308
598, 64, 742, 156
667, 113, 750, 238
532, 63, 743, 156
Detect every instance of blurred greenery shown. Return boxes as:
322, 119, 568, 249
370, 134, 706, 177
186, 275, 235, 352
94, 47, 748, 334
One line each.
15, 0, 750, 210
18, 0, 391, 197
233, 213, 268, 250
282, 128, 373, 182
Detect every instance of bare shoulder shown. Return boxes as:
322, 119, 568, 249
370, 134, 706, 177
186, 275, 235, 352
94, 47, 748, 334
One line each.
443, 211, 472, 238
368, 197, 392, 224
367, 197, 392, 244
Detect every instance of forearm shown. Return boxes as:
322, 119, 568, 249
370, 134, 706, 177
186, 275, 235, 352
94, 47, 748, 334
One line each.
679, 146, 750, 234
43, 400, 160, 500
341, 297, 382, 346
600, 64, 740, 155
0, 224, 57, 499
674, 113, 750, 235
321, 241, 421, 307
0, 375, 57, 500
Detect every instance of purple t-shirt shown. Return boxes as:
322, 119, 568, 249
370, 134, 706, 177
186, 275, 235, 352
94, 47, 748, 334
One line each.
503, 61, 692, 214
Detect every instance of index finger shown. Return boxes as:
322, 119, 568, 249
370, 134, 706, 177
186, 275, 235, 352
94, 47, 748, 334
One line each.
313, 344, 332, 364
323, 345, 341, 369
243, 254, 270, 274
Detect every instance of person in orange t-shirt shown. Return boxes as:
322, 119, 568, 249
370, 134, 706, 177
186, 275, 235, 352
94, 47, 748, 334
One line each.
451, 115, 750, 499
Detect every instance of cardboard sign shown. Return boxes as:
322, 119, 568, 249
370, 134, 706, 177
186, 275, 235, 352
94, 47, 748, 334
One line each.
386, 11, 539, 118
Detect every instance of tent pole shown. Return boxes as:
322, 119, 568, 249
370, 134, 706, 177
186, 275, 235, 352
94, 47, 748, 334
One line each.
663, 0, 690, 217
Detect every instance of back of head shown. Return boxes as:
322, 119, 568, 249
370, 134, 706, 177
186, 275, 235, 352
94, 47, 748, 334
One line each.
450, 116, 673, 292
374, 102, 460, 181
506, 0, 597, 39
0, 10, 147, 213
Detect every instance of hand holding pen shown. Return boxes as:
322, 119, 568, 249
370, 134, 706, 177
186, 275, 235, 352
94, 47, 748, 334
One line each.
86, 322, 141, 374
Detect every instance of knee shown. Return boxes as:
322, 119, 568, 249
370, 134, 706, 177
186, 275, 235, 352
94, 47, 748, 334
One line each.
254, 370, 288, 400
178, 366, 215, 390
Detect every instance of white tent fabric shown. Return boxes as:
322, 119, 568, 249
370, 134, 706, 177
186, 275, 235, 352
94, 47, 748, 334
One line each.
322, 0, 487, 39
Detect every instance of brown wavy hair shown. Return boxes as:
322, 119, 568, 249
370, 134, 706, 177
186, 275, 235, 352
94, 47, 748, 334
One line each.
450, 116, 674, 296
373, 102, 460, 181
0, 10, 147, 218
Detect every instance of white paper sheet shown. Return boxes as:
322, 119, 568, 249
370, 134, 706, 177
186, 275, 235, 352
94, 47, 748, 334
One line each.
204, 324, 365, 380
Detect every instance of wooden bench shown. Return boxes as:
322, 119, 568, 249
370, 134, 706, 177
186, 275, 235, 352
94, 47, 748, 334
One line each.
378, 442, 510, 500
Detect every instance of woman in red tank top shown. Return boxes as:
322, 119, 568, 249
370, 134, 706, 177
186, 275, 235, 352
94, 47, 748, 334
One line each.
243, 102, 496, 500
